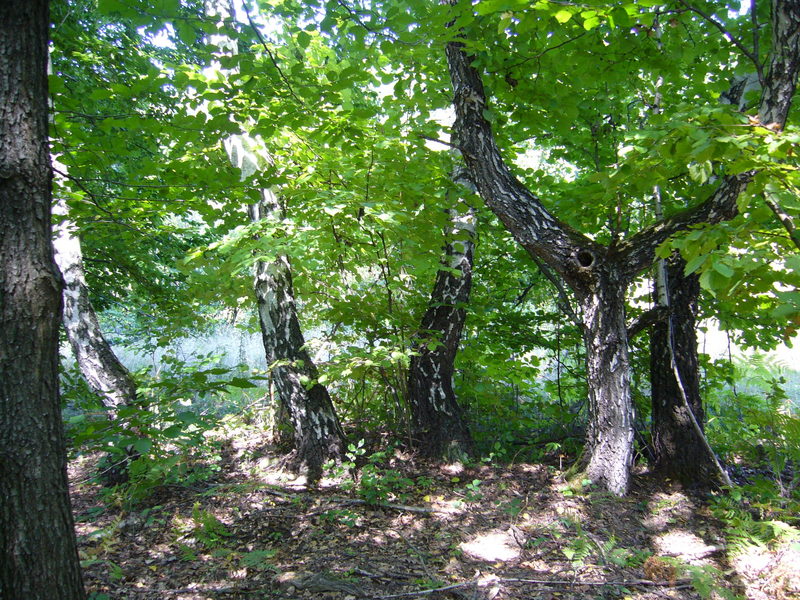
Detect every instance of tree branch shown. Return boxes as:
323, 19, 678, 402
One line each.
626, 306, 670, 340
445, 37, 599, 292
764, 191, 800, 251
530, 256, 581, 328
676, 0, 763, 84
241, 3, 303, 105
620, 0, 800, 277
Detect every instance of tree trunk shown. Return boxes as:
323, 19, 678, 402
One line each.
53, 196, 137, 410
0, 2, 86, 597
579, 273, 635, 495
650, 254, 718, 485
250, 191, 345, 482
408, 171, 476, 459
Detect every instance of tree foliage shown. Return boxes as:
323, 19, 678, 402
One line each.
45, 0, 800, 498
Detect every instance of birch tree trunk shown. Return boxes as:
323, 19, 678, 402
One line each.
0, 1, 86, 596
579, 274, 635, 494
408, 165, 476, 458
53, 197, 137, 410
250, 191, 345, 482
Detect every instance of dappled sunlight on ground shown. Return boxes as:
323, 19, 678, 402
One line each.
460, 529, 522, 562
732, 542, 800, 600
652, 529, 721, 561
69, 437, 789, 600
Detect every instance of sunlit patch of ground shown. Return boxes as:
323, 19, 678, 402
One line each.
460, 529, 522, 562
732, 542, 800, 600
652, 530, 722, 561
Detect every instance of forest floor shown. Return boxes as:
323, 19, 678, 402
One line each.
70, 427, 799, 600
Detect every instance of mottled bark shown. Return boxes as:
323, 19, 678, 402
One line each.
444, 0, 800, 495
250, 191, 345, 482
0, 1, 86, 597
409, 167, 476, 459
580, 273, 635, 494
53, 197, 137, 410
649, 254, 718, 485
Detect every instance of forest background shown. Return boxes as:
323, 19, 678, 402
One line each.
2, 0, 800, 598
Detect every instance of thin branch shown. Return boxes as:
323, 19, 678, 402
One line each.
241, 2, 303, 105
374, 575, 694, 599
676, 0, 763, 84
64, 177, 207, 189
505, 31, 587, 72
415, 133, 459, 149
334, 0, 418, 46
530, 256, 581, 328
751, 0, 760, 72
375, 579, 478, 599
498, 576, 693, 588
665, 304, 734, 487
764, 191, 800, 251
626, 305, 670, 340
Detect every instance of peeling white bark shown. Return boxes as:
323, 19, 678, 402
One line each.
226, 135, 344, 480
52, 196, 136, 409
408, 162, 476, 458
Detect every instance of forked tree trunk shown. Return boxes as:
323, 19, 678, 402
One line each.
650, 254, 719, 485
408, 170, 476, 459
0, 1, 86, 597
53, 197, 137, 410
250, 191, 345, 481
444, 0, 800, 495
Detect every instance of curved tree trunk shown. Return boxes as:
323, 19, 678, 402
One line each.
225, 135, 345, 481
0, 1, 86, 597
650, 254, 719, 485
250, 191, 345, 482
53, 197, 137, 410
408, 167, 476, 459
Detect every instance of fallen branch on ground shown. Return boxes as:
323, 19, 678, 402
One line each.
373, 575, 695, 599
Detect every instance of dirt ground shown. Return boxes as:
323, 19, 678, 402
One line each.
70, 431, 798, 600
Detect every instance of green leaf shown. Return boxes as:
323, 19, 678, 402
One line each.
712, 261, 734, 278
296, 31, 312, 49
228, 377, 257, 389
554, 10, 573, 23
684, 255, 707, 275
132, 438, 153, 455
583, 16, 601, 30
688, 161, 713, 183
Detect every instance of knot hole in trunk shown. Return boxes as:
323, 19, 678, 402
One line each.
576, 249, 595, 269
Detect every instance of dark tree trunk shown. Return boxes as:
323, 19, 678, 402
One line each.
250, 190, 345, 482
53, 196, 137, 410
650, 254, 719, 485
0, 2, 86, 598
408, 174, 475, 459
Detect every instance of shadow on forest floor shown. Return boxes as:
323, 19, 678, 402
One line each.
70, 427, 798, 600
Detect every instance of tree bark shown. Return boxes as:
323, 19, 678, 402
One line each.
0, 2, 86, 597
250, 190, 345, 482
444, 0, 800, 495
649, 254, 719, 485
580, 274, 635, 494
53, 196, 137, 410
408, 164, 476, 459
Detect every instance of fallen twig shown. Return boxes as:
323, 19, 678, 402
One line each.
372, 575, 695, 599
